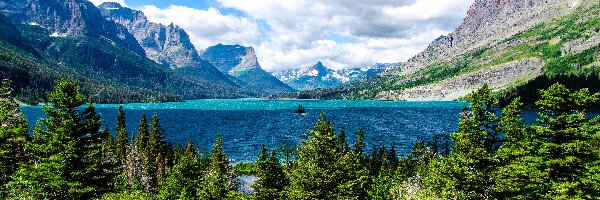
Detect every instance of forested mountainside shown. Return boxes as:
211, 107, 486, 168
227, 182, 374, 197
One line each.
97, 2, 238, 87
272, 61, 399, 91
0, 0, 255, 104
201, 44, 296, 95
293, 0, 599, 102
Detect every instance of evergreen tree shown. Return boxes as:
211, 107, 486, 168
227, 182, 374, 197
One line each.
148, 113, 168, 184
158, 140, 204, 200
198, 133, 238, 199
0, 80, 29, 195
252, 145, 288, 199
7, 80, 107, 199
438, 84, 501, 198
337, 126, 349, 154
136, 113, 149, 152
496, 83, 600, 198
288, 112, 368, 199
115, 105, 128, 163
354, 128, 366, 160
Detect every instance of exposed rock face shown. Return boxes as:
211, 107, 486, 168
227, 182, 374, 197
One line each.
394, 0, 576, 76
273, 62, 398, 91
201, 44, 296, 95
98, 2, 234, 85
1, 0, 146, 56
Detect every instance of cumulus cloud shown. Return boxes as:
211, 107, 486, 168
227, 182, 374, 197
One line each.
138, 5, 260, 50
89, 0, 475, 71
217, 0, 474, 71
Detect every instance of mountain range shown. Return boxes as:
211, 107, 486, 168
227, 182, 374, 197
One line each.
295, 0, 599, 102
272, 61, 399, 91
0, 0, 293, 103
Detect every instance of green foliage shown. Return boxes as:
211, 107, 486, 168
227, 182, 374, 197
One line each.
0, 80, 29, 197
252, 145, 288, 199
158, 140, 205, 200
115, 105, 128, 164
288, 112, 369, 199
198, 133, 239, 199
6, 79, 108, 199
435, 84, 501, 199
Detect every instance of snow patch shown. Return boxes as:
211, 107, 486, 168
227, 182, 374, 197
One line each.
570, 0, 579, 8
50, 32, 66, 37
28, 22, 39, 26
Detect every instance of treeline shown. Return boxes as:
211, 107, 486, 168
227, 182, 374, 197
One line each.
499, 73, 600, 108
1, 79, 599, 199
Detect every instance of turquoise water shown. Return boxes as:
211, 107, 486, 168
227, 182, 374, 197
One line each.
21, 99, 470, 162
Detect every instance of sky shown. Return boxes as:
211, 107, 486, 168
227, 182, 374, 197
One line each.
89, 0, 474, 71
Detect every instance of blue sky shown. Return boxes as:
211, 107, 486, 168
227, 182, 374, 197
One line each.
89, 0, 474, 71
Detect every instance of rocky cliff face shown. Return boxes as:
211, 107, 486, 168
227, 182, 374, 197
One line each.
395, 0, 577, 75
1, 0, 145, 56
273, 62, 398, 91
97, 2, 233, 85
201, 44, 296, 95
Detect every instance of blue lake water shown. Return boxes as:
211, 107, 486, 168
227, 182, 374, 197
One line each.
19, 99, 548, 162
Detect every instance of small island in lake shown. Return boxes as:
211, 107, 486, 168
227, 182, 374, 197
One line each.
294, 104, 306, 113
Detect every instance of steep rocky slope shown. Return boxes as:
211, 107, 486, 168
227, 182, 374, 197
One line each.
272, 62, 398, 91
298, 0, 599, 100
2, 0, 145, 56
0, 0, 252, 103
97, 2, 234, 85
201, 44, 296, 95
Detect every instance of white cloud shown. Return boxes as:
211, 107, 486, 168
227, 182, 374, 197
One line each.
88, 0, 127, 7
216, 0, 474, 71
138, 5, 260, 49
90, 0, 475, 71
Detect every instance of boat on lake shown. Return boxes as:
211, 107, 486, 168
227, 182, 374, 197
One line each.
294, 104, 306, 114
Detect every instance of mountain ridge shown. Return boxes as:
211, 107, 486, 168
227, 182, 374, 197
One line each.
201, 44, 296, 95
272, 61, 399, 91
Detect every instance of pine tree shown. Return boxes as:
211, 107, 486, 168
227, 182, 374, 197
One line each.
198, 133, 238, 199
7, 80, 107, 199
0, 80, 29, 195
496, 83, 600, 198
158, 140, 204, 200
354, 128, 366, 160
145, 113, 168, 192
438, 84, 501, 198
337, 126, 349, 154
115, 105, 128, 163
288, 112, 368, 199
252, 145, 288, 199
136, 113, 149, 152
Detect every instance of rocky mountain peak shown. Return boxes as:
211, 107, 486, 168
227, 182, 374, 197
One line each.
200, 44, 261, 73
201, 44, 295, 95
1, 0, 146, 56
311, 61, 330, 76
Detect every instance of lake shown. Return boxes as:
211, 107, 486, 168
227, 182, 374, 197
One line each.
19, 99, 513, 162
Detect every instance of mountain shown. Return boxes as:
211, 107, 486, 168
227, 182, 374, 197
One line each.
295, 0, 599, 101
0, 0, 251, 104
200, 44, 296, 95
272, 62, 398, 91
97, 2, 235, 86
3, 0, 145, 56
